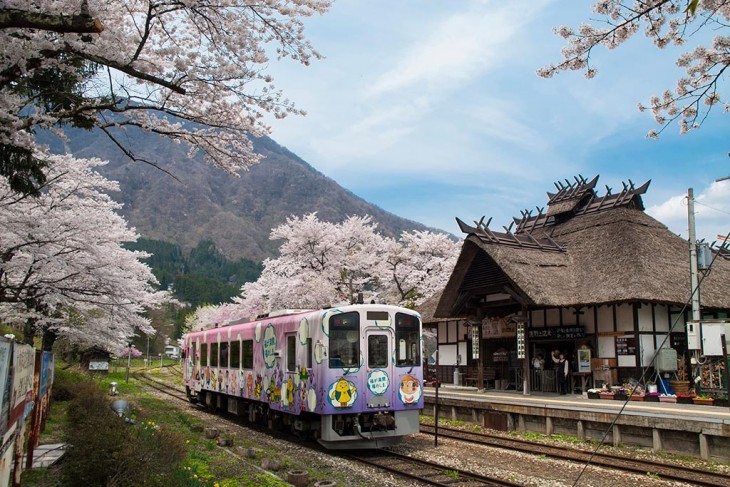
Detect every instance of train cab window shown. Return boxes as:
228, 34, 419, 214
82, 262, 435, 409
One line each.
329, 311, 360, 368
368, 335, 388, 369
200, 343, 207, 367
210, 343, 219, 367
220, 341, 229, 368
286, 335, 296, 373
230, 341, 241, 369
395, 313, 421, 367
242, 340, 253, 369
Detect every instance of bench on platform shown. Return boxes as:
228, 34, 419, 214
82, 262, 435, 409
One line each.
464, 367, 497, 389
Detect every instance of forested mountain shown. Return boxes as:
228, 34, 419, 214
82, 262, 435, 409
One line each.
45, 126, 434, 263
125, 239, 262, 307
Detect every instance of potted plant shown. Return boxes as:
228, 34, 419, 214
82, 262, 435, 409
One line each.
599, 390, 614, 400
714, 394, 729, 407
659, 394, 677, 403
693, 394, 714, 406
614, 388, 628, 401
644, 392, 660, 402
587, 388, 601, 400
676, 393, 695, 405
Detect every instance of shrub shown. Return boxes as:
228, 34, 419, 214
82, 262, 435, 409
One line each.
51, 368, 88, 402
61, 382, 186, 487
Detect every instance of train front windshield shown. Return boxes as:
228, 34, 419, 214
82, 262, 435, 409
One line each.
395, 312, 420, 367
329, 312, 360, 368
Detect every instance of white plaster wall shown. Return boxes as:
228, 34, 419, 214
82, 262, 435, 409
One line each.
546, 308, 560, 326
598, 335, 616, 358
654, 305, 669, 332
638, 304, 653, 332
616, 304, 634, 332
597, 305, 613, 332
640, 334, 655, 367
581, 306, 596, 334
439, 344, 458, 365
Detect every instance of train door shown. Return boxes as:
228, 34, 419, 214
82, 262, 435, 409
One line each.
364, 329, 394, 408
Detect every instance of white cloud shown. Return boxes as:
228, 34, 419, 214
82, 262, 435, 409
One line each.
365, 1, 548, 99
647, 180, 730, 242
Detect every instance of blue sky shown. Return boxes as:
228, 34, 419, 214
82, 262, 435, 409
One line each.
264, 1, 729, 244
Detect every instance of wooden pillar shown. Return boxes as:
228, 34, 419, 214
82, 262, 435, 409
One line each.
546, 417, 554, 436
576, 420, 585, 440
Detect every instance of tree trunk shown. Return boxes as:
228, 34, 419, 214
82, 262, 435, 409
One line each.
23, 317, 35, 346
41, 327, 57, 351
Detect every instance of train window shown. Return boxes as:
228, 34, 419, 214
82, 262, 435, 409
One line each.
367, 311, 389, 321
220, 341, 229, 368
286, 335, 296, 373
192, 342, 197, 365
395, 313, 421, 367
230, 341, 241, 369
306, 338, 313, 369
368, 335, 388, 369
211, 343, 219, 367
329, 311, 360, 369
242, 340, 253, 369
200, 343, 207, 366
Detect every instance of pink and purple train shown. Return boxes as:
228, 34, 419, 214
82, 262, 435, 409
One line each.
182, 304, 423, 449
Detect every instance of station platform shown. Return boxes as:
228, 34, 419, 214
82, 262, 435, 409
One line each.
423, 385, 730, 462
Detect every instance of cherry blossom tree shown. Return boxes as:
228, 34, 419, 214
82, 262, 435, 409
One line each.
184, 303, 246, 332
380, 231, 459, 308
234, 213, 459, 317
538, 1, 730, 137
0, 153, 166, 350
0, 0, 331, 193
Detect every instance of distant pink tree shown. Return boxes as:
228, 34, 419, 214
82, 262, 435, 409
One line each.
118, 346, 143, 359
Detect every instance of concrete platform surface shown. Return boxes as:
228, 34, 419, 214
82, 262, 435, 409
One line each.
23, 443, 66, 468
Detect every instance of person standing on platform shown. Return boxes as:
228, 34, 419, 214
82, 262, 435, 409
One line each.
557, 353, 569, 395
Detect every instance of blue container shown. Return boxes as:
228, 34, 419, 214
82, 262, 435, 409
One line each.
658, 379, 674, 395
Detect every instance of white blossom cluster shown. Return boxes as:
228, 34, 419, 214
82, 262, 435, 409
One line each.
0, 0, 331, 174
0, 154, 167, 349
538, 0, 730, 136
209, 213, 462, 321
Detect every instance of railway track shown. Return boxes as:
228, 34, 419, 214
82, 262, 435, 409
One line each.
420, 423, 730, 486
344, 450, 522, 487
133, 374, 523, 485
133, 374, 716, 486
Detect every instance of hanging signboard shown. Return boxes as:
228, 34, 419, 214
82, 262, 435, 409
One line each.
528, 326, 585, 340
471, 325, 479, 359
482, 318, 516, 338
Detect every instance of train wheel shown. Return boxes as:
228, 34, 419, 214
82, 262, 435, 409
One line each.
185, 386, 198, 404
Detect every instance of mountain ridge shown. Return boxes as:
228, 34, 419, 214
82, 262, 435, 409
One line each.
45, 126, 437, 262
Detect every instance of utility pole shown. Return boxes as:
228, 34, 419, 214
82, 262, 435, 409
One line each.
688, 188, 701, 322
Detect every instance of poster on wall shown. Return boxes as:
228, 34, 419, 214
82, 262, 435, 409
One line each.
615, 335, 637, 356
39, 352, 54, 398
482, 318, 516, 338
9, 344, 35, 425
0, 338, 12, 435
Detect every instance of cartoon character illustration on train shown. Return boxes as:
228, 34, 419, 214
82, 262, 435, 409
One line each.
182, 304, 423, 449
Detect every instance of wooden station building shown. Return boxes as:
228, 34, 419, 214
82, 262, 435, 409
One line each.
426, 175, 730, 392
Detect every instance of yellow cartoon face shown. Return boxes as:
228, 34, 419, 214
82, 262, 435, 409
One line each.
329, 377, 357, 408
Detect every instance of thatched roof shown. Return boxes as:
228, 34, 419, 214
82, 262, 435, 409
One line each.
416, 291, 448, 325
436, 178, 730, 318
